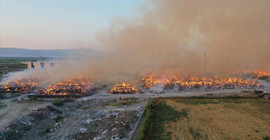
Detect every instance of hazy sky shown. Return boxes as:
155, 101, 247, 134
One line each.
0, 0, 144, 50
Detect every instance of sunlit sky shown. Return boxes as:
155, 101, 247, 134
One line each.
0, 0, 144, 50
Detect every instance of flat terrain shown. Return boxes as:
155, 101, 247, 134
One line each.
145, 98, 270, 140
0, 78, 270, 139
0, 96, 51, 131
0, 93, 147, 140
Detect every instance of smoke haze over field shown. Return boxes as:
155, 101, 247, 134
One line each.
97, 0, 270, 73
2, 0, 270, 85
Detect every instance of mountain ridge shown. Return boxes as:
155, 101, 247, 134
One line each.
0, 48, 97, 57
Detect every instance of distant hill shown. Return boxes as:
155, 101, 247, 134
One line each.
0, 48, 98, 58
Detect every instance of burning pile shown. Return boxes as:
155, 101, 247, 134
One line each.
240, 70, 270, 79
0, 71, 265, 96
140, 73, 262, 90
251, 70, 270, 80
0, 76, 93, 97
140, 74, 180, 89
109, 83, 139, 94
1, 78, 41, 93
38, 77, 93, 96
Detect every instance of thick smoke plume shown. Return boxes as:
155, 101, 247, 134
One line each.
2, 0, 270, 85
97, 0, 270, 73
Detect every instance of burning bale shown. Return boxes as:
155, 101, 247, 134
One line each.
0, 76, 94, 98
0, 72, 264, 97
140, 73, 262, 90
109, 83, 139, 94
0, 78, 41, 93
140, 73, 180, 89
251, 70, 270, 80
241, 70, 270, 80
38, 77, 93, 97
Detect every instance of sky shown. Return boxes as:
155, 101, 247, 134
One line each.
0, 0, 145, 50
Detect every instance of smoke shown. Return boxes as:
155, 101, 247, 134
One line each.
97, 0, 270, 73
2, 0, 270, 85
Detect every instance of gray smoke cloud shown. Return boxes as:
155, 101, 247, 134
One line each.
2, 0, 270, 85
97, 0, 270, 74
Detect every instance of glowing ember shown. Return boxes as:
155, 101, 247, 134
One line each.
109, 83, 139, 94
0, 76, 93, 96
252, 70, 270, 79
38, 77, 93, 96
1, 78, 41, 93
140, 73, 262, 90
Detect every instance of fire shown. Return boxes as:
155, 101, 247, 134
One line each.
0, 72, 265, 96
240, 70, 270, 78
252, 70, 270, 79
140, 73, 180, 89
39, 77, 93, 96
1, 78, 41, 93
140, 73, 262, 90
109, 82, 139, 94
0, 76, 93, 96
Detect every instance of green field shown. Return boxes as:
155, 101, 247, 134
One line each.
137, 97, 270, 140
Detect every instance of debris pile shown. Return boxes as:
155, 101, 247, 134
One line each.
242, 70, 270, 80
109, 83, 139, 94
0, 98, 140, 140
2, 106, 57, 140
140, 73, 262, 90
0, 76, 94, 97
38, 77, 93, 97
1, 78, 41, 93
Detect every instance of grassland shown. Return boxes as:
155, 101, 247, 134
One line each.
138, 98, 270, 140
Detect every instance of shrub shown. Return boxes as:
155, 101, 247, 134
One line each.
29, 97, 37, 101
53, 98, 64, 106
189, 128, 202, 139
136, 100, 156, 140
264, 136, 270, 140
0, 94, 5, 99
105, 97, 139, 106
40, 128, 50, 136
121, 97, 138, 105
55, 116, 64, 122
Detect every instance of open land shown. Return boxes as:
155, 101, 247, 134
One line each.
139, 97, 270, 140
0, 58, 270, 139
0, 57, 49, 78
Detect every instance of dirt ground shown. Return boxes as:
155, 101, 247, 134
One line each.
0, 93, 147, 140
0, 95, 51, 131
0, 79, 269, 139
165, 99, 270, 140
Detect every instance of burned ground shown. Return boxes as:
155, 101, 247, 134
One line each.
0, 96, 143, 140
0, 78, 270, 140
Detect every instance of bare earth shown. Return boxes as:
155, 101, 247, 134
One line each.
0, 96, 51, 131
0, 79, 269, 139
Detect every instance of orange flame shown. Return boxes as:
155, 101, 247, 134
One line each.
41, 77, 93, 95
1, 76, 93, 96
1, 78, 41, 93
140, 73, 262, 89
110, 82, 139, 94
